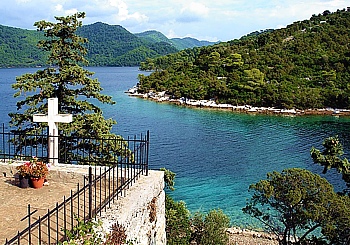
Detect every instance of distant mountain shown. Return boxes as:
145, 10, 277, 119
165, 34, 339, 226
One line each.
135, 30, 170, 43
0, 22, 215, 68
76, 22, 178, 66
170, 37, 218, 50
135, 30, 218, 50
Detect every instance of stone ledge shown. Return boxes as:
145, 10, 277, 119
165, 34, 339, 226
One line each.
99, 170, 166, 245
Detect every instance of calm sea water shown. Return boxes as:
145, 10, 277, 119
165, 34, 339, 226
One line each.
1, 67, 349, 227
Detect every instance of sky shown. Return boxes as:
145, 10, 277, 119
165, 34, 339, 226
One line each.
0, 0, 348, 42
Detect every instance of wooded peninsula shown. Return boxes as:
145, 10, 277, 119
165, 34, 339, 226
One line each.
138, 9, 350, 111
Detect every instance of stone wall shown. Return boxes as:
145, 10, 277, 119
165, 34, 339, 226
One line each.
98, 170, 166, 245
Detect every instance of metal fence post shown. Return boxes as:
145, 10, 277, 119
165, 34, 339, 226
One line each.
146, 130, 150, 176
28, 204, 31, 244
88, 166, 92, 220
2, 123, 4, 161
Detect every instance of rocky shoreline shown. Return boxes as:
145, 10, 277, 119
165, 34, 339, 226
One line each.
126, 88, 350, 117
227, 227, 278, 245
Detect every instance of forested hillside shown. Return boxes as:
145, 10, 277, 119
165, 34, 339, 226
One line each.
170, 37, 217, 50
0, 25, 47, 67
0, 22, 213, 67
135, 30, 170, 44
138, 9, 350, 110
76, 22, 178, 66
135, 30, 217, 50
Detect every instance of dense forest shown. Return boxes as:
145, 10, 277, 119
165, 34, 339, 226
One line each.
0, 22, 216, 67
0, 25, 48, 67
138, 9, 350, 110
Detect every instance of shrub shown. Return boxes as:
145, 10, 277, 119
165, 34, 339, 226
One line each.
165, 195, 192, 245
191, 209, 230, 245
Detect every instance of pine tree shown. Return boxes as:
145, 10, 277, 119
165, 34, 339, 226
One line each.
311, 135, 350, 191
9, 12, 126, 164
243, 168, 350, 244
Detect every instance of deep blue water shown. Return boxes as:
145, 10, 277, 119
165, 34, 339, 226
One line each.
1, 67, 349, 228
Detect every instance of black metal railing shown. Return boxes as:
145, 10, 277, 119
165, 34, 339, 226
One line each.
5, 164, 146, 244
0, 124, 149, 169
0, 125, 48, 162
1, 127, 149, 244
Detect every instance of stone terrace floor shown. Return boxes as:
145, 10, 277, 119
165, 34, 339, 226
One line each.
0, 175, 80, 244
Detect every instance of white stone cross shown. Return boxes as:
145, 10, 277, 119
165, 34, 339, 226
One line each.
33, 98, 72, 165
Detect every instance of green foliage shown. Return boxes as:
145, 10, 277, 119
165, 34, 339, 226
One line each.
311, 135, 350, 188
139, 9, 350, 109
166, 196, 230, 245
0, 25, 47, 67
165, 195, 192, 245
243, 168, 350, 245
191, 209, 230, 245
8, 12, 128, 164
62, 217, 134, 245
160, 167, 176, 191
135, 30, 170, 43
190, 212, 205, 244
321, 194, 350, 245
61, 217, 103, 245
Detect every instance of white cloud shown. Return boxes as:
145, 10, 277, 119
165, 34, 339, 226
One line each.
108, 0, 120, 8
48, 0, 149, 28
181, 2, 209, 16
65, 8, 79, 16
177, 2, 209, 22
113, 0, 129, 20
55, 4, 63, 12
85, 0, 149, 27
114, 2, 148, 23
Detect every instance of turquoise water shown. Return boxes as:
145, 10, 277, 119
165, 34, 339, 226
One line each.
1, 67, 349, 227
